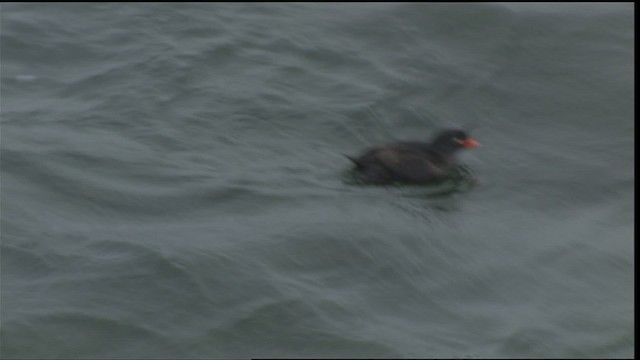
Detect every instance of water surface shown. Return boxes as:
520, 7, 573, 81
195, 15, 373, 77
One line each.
1, 3, 634, 358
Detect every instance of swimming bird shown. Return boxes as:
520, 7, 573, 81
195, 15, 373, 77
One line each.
347, 129, 479, 185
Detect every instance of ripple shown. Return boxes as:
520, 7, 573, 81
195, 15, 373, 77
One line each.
343, 164, 478, 198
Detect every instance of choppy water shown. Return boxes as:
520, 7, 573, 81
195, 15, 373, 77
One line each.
1, 3, 634, 359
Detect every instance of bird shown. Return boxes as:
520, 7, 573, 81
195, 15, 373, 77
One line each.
346, 129, 479, 185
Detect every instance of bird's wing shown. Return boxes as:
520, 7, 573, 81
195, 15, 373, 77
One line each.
376, 147, 448, 183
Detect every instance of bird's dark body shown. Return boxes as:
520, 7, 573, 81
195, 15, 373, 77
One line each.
348, 129, 479, 185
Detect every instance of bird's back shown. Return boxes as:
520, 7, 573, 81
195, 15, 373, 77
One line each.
350, 141, 452, 184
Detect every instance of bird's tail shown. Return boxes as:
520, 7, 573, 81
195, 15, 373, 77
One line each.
344, 154, 361, 168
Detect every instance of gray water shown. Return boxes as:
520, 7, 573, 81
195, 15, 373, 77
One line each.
0, 3, 634, 359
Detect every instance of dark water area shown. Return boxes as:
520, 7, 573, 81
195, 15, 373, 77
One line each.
0, 3, 634, 359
